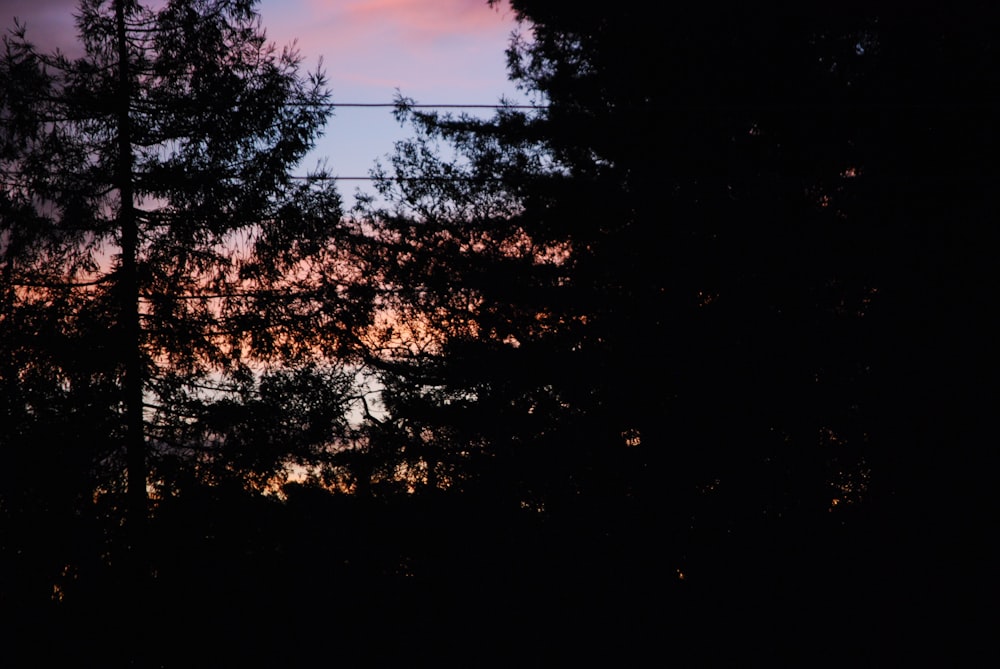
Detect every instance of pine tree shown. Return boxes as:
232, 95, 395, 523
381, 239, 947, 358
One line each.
354, 0, 920, 533
0, 0, 369, 547
356, 8, 996, 649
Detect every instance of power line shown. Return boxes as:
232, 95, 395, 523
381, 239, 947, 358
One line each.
306, 101, 998, 110
293, 173, 998, 182
292, 175, 494, 182
322, 103, 546, 109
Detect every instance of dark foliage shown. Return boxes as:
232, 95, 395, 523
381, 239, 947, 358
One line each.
1, 1, 992, 664
347, 0, 993, 659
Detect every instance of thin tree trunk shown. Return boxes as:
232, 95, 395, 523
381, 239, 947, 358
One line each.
115, 0, 147, 556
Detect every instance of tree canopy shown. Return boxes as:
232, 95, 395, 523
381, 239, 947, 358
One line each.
358, 3, 884, 515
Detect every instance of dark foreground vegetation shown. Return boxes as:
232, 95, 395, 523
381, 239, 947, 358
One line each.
12, 484, 909, 666
2, 0, 991, 664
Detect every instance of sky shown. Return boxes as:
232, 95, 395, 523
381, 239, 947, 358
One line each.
0, 0, 526, 203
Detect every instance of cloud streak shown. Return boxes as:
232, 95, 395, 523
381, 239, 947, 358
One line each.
262, 0, 519, 97
317, 0, 513, 46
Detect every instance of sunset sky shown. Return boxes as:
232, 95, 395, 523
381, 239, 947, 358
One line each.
0, 0, 524, 202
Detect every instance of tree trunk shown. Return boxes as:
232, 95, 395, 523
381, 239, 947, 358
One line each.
115, 0, 147, 557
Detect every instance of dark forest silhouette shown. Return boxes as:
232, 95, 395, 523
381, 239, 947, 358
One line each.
1, 0, 992, 665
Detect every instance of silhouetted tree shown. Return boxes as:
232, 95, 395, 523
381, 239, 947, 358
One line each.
0, 0, 369, 568
356, 2, 995, 616
359, 5, 859, 512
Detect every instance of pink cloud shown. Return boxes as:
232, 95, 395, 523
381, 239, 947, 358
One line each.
323, 0, 514, 45
260, 0, 521, 99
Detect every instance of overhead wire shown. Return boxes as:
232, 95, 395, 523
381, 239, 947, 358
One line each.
311, 103, 546, 109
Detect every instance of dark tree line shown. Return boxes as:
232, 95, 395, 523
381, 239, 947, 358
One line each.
1, 0, 992, 664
